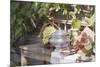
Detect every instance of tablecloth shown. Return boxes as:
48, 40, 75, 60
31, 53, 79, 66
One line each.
50, 49, 80, 64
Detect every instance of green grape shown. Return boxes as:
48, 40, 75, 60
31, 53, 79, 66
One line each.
42, 25, 57, 44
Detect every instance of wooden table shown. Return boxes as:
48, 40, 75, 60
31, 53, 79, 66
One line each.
19, 44, 52, 66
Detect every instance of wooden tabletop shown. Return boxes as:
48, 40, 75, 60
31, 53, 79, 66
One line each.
19, 44, 52, 63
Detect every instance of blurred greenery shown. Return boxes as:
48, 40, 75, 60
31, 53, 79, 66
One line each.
11, 1, 95, 46
10, 1, 95, 66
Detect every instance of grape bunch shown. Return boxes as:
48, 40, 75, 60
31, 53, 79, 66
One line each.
42, 25, 57, 45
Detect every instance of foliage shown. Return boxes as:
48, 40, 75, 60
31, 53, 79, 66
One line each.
11, 1, 95, 46
86, 12, 96, 27
72, 19, 81, 29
